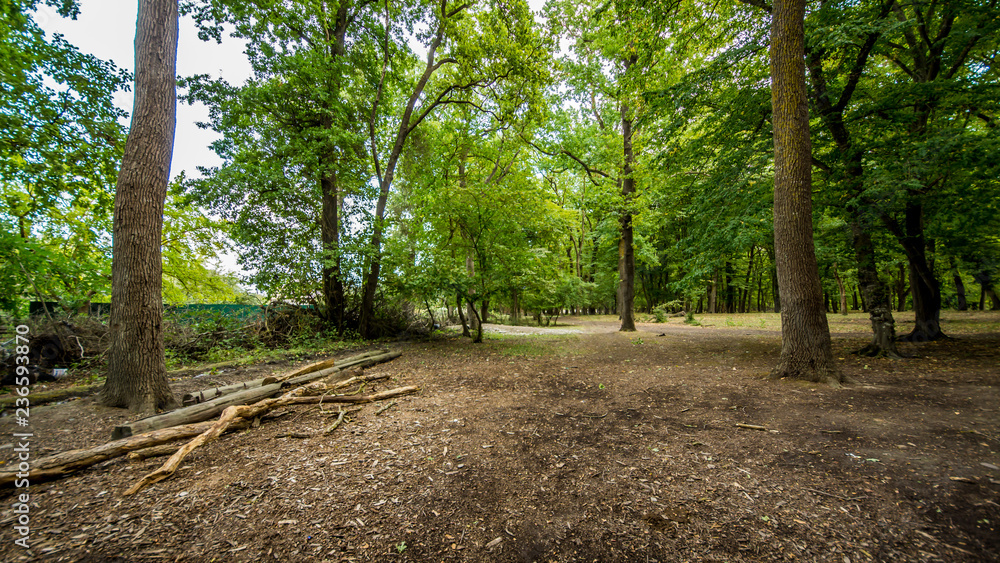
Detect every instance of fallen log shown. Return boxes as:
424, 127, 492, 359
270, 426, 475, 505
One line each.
112, 350, 401, 440
125, 385, 419, 496
264, 349, 386, 384
0, 418, 251, 488
182, 349, 387, 405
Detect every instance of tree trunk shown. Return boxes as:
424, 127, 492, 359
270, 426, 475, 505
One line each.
467, 297, 484, 343
974, 271, 1000, 310
767, 0, 840, 384
892, 263, 907, 312
359, 26, 450, 337
320, 171, 345, 331
833, 265, 848, 315
456, 292, 470, 337
952, 268, 967, 311
724, 261, 735, 314
102, 0, 180, 413
465, 251, 478, 331
894, 204, 946, 341
618, 93, 637, 332
709, 273, 718, 314
851, 222, 902, 358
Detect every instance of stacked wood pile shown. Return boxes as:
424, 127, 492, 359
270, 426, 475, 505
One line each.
0, 349, 415, 495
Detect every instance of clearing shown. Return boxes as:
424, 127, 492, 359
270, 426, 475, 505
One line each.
2, 311, 999, 562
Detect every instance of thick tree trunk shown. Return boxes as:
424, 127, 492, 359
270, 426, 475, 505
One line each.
767, 0, 839, 384
102, 0, 180, 413
320, 172, 345, 330
893, 204, 946, 341
618, 96, 637, 332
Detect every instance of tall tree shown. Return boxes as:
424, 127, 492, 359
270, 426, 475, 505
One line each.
0, 0, 129, 314
357, 0, 548, 337
768, 0, 840, 383
101, 0, 180, 412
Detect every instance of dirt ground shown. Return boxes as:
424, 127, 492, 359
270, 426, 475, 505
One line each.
1, 312, 999, 562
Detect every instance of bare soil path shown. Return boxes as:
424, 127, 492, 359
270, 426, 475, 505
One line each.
2, 312, 999, 562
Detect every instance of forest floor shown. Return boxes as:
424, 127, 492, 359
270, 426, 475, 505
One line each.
1, 311, 999, 562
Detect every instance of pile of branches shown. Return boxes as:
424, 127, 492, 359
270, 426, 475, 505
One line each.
0, 349, 415, 495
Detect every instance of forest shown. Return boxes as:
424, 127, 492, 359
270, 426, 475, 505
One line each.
3, 0, 997, 337
2, 0, 1000, 561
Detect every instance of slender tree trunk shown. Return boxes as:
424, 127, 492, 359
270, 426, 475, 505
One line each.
833, 265, 848, 315
893, 263, 908, 312
709, 274, 718, 314
102, 0, 180, 413
768, 0, 839, 384
724, 261, 735, 313
952, 268, 967, 311
742, 247, 756, 313
618, 94, 637, 332
320, 172, 345, 331
359, 27, 449, 337
456, 292, 470, 337
974, 271, 1000, 310
467, 298, 484, 343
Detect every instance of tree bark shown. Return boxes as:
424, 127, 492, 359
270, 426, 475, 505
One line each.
102, 0, 180, 413
893, 204, 946, 341
113, 351, 401, 439
973, 271, 1000, 310
768, 0, 840, 384
851, 223, 902, 357
952, 268, 967, 311
320, 171, 345, 331
456, 291, 470, 337
618, 93, 637, 332
832, 265, 848, 315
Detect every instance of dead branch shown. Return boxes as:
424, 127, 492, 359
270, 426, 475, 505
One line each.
114, 350, 401, 439
0, 419, 244, 487
124, 384, 419, 496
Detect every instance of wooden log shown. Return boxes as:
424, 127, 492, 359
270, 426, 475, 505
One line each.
181, 349, 387, 405
125, 384, 419, 496
0, 418, 248, 487
111, 350, 401, 440
265, 349, 386, 383
284, 385, 419, 405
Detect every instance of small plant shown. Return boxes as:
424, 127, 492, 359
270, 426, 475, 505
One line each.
632, 337, 644, 345
652, 305, 667, 323
396, 541, 407, 553
684, 311, 700, 326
